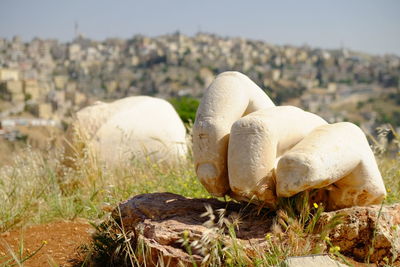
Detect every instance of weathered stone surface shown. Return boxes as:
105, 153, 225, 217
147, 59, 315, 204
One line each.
320, 203, 400, 263
285, 255, 347, 267
193, 71, 386, 210
65, 96, 187, 167
114, 192, 400, 265
115, 192, 273, 265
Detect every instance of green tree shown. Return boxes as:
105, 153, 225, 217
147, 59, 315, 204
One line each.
169, 96, 200, 124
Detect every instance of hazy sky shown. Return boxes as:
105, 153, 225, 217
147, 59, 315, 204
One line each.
1, 0, 399, 55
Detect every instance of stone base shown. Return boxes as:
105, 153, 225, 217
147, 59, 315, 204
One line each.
111, 192, 400, 265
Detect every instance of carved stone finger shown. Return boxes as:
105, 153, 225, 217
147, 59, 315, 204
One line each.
228, 106, 327, 206
276, 122, 386, 209
193, 71, 275, 196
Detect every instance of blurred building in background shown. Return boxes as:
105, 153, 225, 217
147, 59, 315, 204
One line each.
0, 33, 399, 143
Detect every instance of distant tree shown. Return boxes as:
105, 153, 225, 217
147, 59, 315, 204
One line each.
169, 96, 199, 124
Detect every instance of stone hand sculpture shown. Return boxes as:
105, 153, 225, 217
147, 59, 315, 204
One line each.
65, 96, 187, 167
193, 71, 386, 210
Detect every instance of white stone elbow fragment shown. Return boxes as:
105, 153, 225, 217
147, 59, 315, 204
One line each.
65, 96, 187, 167
228, 106, 327, 205
193, 71, 275, 196
276, 122, 386, 209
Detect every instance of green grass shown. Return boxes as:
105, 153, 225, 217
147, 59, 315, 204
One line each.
0, 235, 47, 267
0, 144, 209, 266
0, 126, 399, 266
0, 146, 209, 233
82, 190, 350, 267
377, 155, 400, 205
169, 96, 200, 124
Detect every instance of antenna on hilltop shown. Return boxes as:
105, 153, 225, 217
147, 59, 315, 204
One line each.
74, 21, 79, 39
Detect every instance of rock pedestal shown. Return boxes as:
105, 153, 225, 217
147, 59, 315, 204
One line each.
320, 203, 400, 263
112, 193, 400, 265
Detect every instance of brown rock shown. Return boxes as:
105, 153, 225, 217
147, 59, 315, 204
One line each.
112, 193, 400, 265
320, 203, 400, 263
115, 192, 274, 265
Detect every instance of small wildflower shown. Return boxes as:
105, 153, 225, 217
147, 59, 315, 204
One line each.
42, 240, 48, 245
329, 245, 340, 254
324, 236, 331, 242
383, 256, 389, 263
265, 233, 272, 240
183, 230, 189, 239
313, 203, 319, 209
387, 188, 391, 193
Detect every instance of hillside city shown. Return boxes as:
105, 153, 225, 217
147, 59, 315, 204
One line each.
0, 32, 399, 145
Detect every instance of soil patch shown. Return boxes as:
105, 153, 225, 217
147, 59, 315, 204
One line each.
0, 219, 92, 267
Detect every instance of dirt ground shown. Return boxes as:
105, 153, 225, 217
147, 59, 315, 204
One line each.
0, 220, 92, 267
0, 219, 389, 267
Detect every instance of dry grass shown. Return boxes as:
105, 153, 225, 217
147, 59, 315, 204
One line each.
0, 132, 208, 234
0, 125, 399, 266
81, 192, 348, 266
